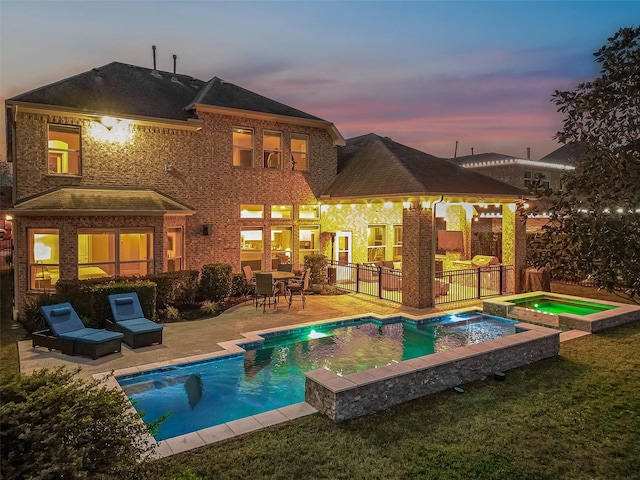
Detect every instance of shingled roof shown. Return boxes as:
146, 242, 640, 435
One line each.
10, 187, 195, 216
8, 62, 325, 122
539, 142, 585, 165
322, 134, 526, 199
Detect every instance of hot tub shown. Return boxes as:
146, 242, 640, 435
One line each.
483, 292, 640, 332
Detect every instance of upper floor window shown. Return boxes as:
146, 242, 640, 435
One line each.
233, 128, 253, 167
240, 204, 264, 219
271, 205, 292, 219
291, 134, 308, 171
48, 125, 81, 175
264, 131, 282, 169
299, 205, 320, 219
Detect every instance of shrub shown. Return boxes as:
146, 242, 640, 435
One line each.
230, 273, 248, 297
18, 293, 59, 334
162, 305, 181, 322
145, 270, 199, 309
0, 367, 156, 479
304, 254, 329, 286
200, 300, 219, 316
200, 264, 232, 302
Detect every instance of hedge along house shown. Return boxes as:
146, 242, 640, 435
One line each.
5, 59, 526, 315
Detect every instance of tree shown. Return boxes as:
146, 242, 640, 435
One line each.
532, 26, 640, 302
1, 367, 158, 479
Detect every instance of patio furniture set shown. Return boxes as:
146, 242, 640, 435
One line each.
244, 264, 311, 312
32, 292, 163, 359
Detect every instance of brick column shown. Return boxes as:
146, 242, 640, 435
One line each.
502, 203, 527, 293
402, 203, 434, 308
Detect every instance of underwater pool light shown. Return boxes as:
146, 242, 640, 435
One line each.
308, 329, 327, 339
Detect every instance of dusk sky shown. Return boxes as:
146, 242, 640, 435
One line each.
1, 1, 637, 160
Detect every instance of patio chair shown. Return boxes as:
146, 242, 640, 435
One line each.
107, 293, 163, 348
286, 268, 311, 309
277, 263, 293, 272
36, 303, 123, 359
243, 265, 256, 294
255, 273, 277, 313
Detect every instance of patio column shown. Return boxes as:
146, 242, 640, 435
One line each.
402, 203, 435, 308
502, 203, 527, 293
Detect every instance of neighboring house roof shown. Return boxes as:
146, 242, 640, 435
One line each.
7, 61, 328, 124
449, 151, 574, 171
538, 142, 585, 165
322, 134, 526, 200
9, 187, 195, 216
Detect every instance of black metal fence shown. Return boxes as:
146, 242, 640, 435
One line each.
327, 259, 514, 305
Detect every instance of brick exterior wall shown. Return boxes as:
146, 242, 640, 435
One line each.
11, 110, 337, 310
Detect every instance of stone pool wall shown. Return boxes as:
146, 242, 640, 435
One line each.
305, 323, 559, 422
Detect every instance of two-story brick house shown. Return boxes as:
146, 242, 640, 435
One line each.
6, 61, 528, 313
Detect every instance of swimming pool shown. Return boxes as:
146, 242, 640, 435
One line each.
117, 312, 517, 440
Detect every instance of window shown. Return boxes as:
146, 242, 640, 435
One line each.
240, 204, 264, 219
233, 127, 253, 167
299, 204, 319, 219
48, 125, 80, 175
524, 171, 532, 188
534, 171, 551, 190
271, 205, 292, 219
367, 225, 386, 262
271, 226, 293, 269
299, 226, 319, 260
291, 133, 308, 171
263, 131, 282, 169
78, 228, 153, 279
241, 227, 264, 271
393, 225, 403, 261
167, 227, 183, 272
29, 229, 59, 291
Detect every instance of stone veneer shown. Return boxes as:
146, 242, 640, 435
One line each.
483, 292, 640, 333
305, 315, 559, 422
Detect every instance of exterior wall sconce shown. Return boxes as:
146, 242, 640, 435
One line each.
165, 164, 173, 172
202, 224, 212, 236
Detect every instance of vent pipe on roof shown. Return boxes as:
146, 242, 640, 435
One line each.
171, 54, 180, 83
151, 45, 162, 78
527, 147, 531, 160
454, 140, 458, 158
471, 147, 474, 156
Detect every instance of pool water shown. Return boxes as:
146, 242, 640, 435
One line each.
514, 298, 616, 316
118, 313, 516, 440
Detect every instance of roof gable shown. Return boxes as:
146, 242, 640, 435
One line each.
323, 134, 526, 199
193, 77, 324, 121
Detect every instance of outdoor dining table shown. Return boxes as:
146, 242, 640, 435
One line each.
253, 271, 296, 309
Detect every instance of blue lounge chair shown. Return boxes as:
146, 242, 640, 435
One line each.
107, 293, 163, 348
36, 303, 123, 359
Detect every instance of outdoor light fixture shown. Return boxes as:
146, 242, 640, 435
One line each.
90, 116, 133, 144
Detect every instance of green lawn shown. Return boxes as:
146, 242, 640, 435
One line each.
2, 279, 639, 479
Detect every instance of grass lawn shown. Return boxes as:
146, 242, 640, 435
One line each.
2, 279, 639, 479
